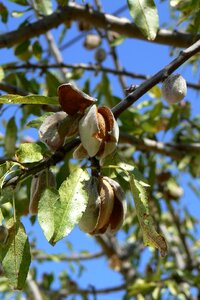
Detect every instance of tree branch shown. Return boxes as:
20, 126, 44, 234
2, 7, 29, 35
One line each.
119, 133, 200, 160
27, 273, 43, 300
0, 81, 28, 95
58, 283, 127, 296
0, 3, 199, 49
4, 63, 200, 90
32, 250, 104, 262
2, 39, 200, 188
112, 39, 200, 117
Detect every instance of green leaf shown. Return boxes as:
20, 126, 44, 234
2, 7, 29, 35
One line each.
15, 143, 43, 163
0, 94, 58, 105
11, 10, 25, 17
0, 186, 14, 205
32, 40, 42, 60
0, 161, 21, 188
14, 40, 32, 61
0, 66, 5, 81
127, 0, 159, 40
129, 168, 167, 257
110, 35, 126, 47
5, 117, 17, 157
46, 72, 61, 97
0, 208, 4, 223
0, 219, 31, 290
129, 280, 157, 296
0, 2, 8, 23
34, 0, 53, 15
50, 168, 89, 245
7, 0, 29, 5
26, 113, 53, 129
38, 188, 60, 242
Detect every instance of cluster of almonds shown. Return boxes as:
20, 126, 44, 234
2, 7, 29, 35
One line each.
79, 176, 126, 235
39, 83, 119, 163
29, 171, 126, 235
29, 84, 126, 235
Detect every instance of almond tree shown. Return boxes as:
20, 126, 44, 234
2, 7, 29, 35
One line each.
0, 1, 200, 299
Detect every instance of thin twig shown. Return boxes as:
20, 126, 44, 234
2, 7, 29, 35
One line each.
32, 250, 104, 262
94, 0, 129, 93
0, 81, 28, 95
58, 283, 127, 296
45, 31, 67, 80
166, 202, 193, 267
27, 273, 43, 300
3, 63, 200, 91
119, 133, 200, 160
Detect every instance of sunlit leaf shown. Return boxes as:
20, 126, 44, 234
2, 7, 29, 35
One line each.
11, 10, 25, 17
38, 188, 60, 242
0, 219, 31, 290
50, 168, 89, 245
129, 168, 167, 257
26, 113, 53, 129
0, 66, 4, 81
0, 161, 21, 188
129, 280, 157, 296
127, 0, 159, 40
110, 35, 126, 47
0, 94, 58, 105
0, 208, 4, 223
32, 40, 42, 60
34, 0, 53, 15
5, 117, 17, 157
15, 143, 43, 163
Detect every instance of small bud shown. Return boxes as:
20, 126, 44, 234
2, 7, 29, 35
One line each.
79, 176, 126, 235
29, 170, 56, 215
75, 105, 119, 160
162, 74, 187, 104
58, 83, 97, 116
83, 34, 101, 50
94, 48, 106, 63
78, 20, 92, 31
0, 225, 9, 244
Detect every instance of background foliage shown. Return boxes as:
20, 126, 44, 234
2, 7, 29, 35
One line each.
0, 0, 200, 299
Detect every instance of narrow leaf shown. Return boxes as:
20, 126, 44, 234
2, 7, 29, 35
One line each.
15, 143, 43, 163
0, 66, 5, 81
129, 169, 167, 257
5, 117, 17, 157
127, 0, 159, 40
0, 219, 31, 289
26, 113, 53, 129
0, 161, 21, 188
50, 168, 89, 245
34, 0, 53, 15
38, 188, 60, 242
0, 3, 8, 23
0, 94, 58, 105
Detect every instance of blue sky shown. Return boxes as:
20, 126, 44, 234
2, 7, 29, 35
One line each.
1, 1, 200, 299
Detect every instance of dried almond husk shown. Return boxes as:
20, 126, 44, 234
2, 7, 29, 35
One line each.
58, 83, 97, 115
